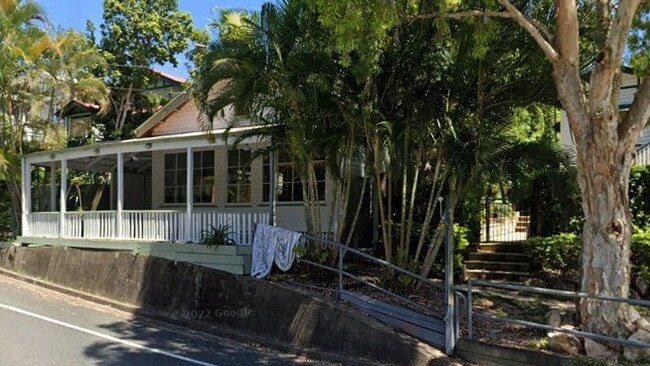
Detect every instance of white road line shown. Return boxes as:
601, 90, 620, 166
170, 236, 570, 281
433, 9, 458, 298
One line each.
0, 302, 221, 366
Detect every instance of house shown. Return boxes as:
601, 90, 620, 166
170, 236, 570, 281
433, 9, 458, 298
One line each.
58, 99, 103, 145
19, 91, 336, 249
59, 69, 186, 147
560, 67, 649, 164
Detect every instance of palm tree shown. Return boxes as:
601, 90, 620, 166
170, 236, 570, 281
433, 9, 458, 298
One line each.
193, 1, 361, 238
38, 30, 109, 125
0, 0, 49, 235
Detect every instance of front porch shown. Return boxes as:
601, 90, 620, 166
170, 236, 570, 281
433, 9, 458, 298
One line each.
21, 128, 274, 245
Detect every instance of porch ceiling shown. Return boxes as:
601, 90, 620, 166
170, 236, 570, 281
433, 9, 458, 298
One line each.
24, 125, 267, 166
65, 152, 152, 173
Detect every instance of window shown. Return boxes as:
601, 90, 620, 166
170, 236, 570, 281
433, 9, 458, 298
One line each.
263, 152, 326, 202
164, 151, 215, 204
164, 152, 187, 204
193, 151, 215, 203
227, 149, 252, 203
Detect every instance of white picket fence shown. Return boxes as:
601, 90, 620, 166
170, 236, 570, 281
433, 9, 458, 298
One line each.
26, 210, 270, 245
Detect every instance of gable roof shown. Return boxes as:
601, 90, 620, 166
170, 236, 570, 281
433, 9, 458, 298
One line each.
151, 69, 187, 84
58, 99, 101, 118
133, 91, 191, 137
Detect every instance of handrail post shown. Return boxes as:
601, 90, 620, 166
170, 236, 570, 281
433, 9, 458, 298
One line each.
467, 279, 473, 340
485, 196, 491, 242
444, 195, 455, 355
338, 244, 344, 298
454, 292, 460, 342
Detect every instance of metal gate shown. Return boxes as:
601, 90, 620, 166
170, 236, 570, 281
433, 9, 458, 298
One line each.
481, 197, 530, 242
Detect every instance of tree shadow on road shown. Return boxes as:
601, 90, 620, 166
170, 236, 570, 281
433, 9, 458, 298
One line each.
83, 313, 331, 366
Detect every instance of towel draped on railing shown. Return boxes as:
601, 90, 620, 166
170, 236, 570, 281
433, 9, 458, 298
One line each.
251, 224, 302, 278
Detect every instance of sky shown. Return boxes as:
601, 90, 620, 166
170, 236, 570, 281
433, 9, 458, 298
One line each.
38, 0, 265, 78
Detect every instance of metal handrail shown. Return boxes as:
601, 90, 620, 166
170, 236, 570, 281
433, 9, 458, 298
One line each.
461, 279, 650, 307
458, 279, 650, 349
300, 233, 445, 289
475, 313, 650, 348
295, 251, 441, 318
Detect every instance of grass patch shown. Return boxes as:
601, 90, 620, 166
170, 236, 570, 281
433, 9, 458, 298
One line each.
527, 337, 549, 350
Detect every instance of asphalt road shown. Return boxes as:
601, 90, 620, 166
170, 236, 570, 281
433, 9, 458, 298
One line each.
0, 274, 338, 366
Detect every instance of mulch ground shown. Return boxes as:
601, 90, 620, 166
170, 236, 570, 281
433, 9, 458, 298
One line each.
266, 264, 583, 359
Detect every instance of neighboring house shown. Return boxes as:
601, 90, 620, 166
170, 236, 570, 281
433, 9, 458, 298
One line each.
59, 69, 186, 147
560, 67, 649, 164
58, 99, 103, 145
20, 91, 336, 247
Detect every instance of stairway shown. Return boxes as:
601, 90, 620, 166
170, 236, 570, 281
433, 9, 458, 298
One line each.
465, 242, 530, 282
515, 215, 530, 233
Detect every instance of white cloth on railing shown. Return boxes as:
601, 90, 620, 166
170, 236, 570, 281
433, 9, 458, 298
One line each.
251, 224, 302, 278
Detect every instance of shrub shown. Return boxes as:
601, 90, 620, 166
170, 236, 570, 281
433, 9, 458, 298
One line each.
453, 223, 471, 270
427, 224, 472, 279
199, 225, 236, 247
630, 165, 650, 229
632, 229, 650, 282
292, 240, 337, 281
524, 233, 582, 272
525, 231, 650, 283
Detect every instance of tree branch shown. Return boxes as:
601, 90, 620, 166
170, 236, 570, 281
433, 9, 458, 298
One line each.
589, 0, 640, 117
596, 0, 611, 32
409, 10, 554, 43
496, 0, 559, 61
410, 10, 512, 20
606, 0, 641, 66
618, 76, 650, 147
554, 0, 580, 64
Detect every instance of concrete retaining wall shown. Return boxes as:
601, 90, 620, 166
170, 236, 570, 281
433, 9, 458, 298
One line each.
0, 245, 443, 365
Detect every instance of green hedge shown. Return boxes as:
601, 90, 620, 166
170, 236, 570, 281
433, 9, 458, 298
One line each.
525, 232, 650, 282
632, 229, 650, 281
525, 233, 582, 272
630, 165, 650, 229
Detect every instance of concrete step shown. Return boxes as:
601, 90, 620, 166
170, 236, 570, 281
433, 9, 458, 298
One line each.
469, 252, 529, 262
465, 260, 530, 272
465, 269, 530, 282
477, 243, 526, 253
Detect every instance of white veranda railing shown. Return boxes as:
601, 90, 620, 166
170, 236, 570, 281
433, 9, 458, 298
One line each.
26, 210, 270, 245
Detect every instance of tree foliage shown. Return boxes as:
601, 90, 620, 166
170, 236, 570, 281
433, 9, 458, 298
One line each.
0, 0, 108, 234
310, 0, 650, 338
194, 0, 567, 276
92, 0, 207, 137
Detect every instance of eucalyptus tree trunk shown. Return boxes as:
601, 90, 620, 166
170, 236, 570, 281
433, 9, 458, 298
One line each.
477, 0, 650, 339
557, 61, 646, 336
548, 3, 650, 336
575, 123, 637, 336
